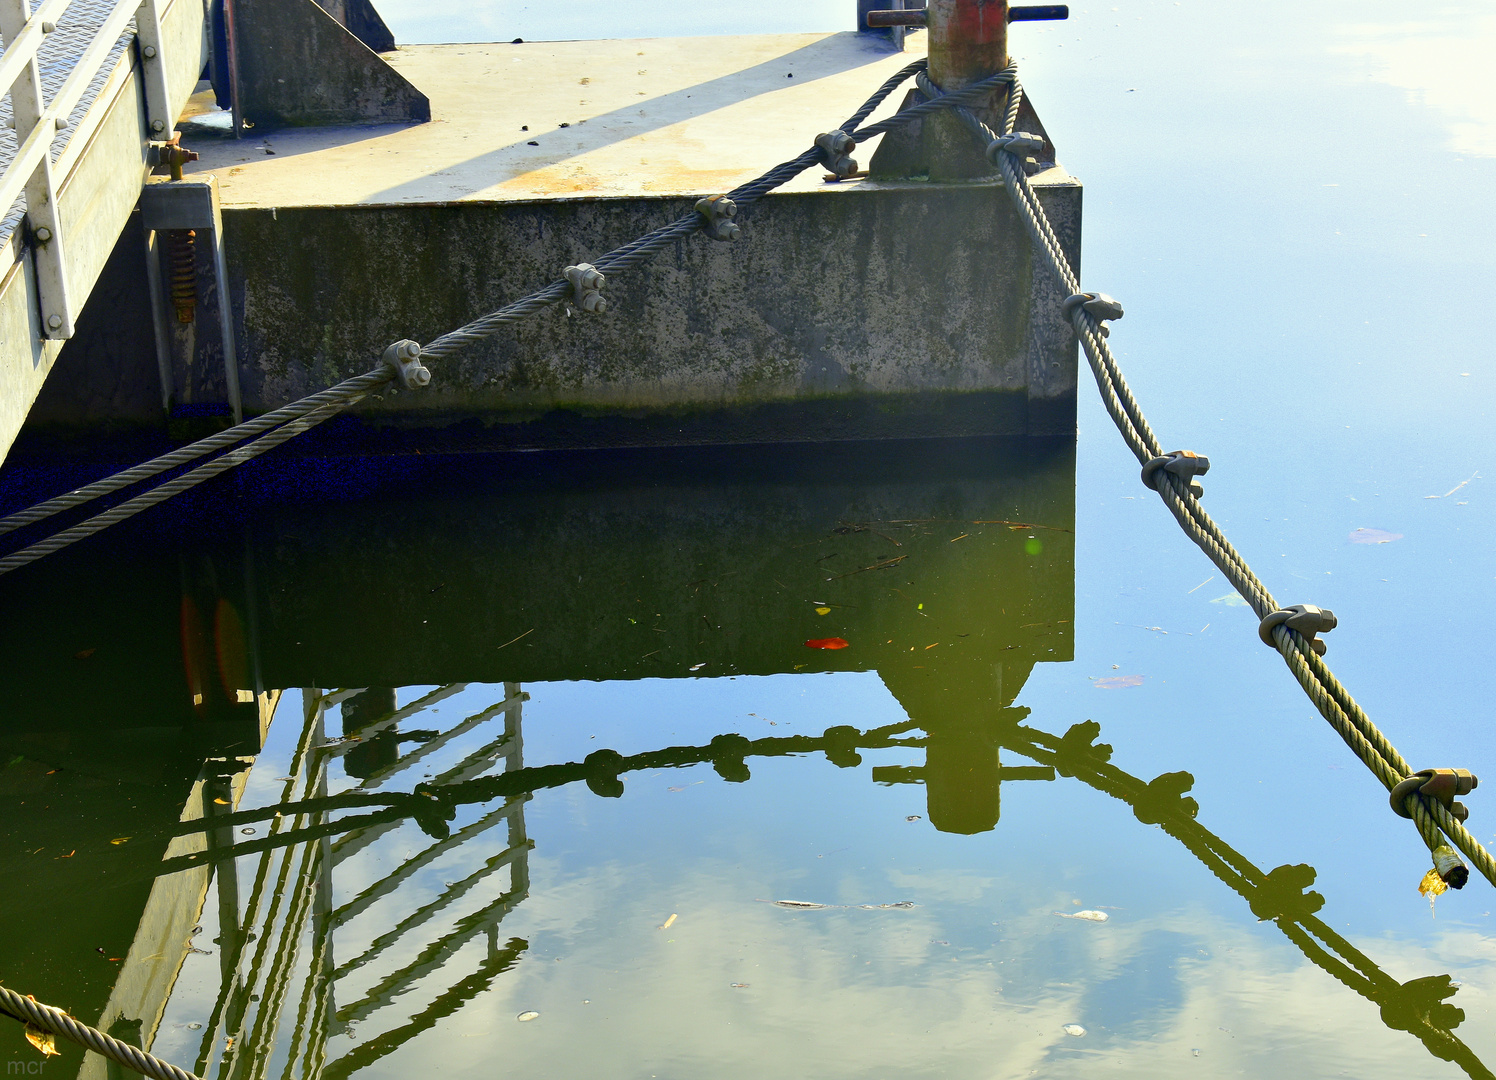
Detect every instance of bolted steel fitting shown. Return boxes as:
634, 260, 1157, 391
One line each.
382, 339, 431, 389
694, 194, 741, 241
1258, 604, 1337, 656
563, 262, 607, 314
1060, 291, 1124, 337
986, 132, 1047, 164
146, 135, 199, 181
815, 130, 858, 179
1391, 768, 1479, 823
1141, 449, 1211, 498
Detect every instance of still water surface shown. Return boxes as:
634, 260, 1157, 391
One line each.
2, 1, 1496, 1078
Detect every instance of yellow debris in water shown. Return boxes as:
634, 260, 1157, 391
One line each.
25, 1025, 58, 1057
1420, 868, 1447, 915
659, 913, 677, 930
815, 607, 831, 615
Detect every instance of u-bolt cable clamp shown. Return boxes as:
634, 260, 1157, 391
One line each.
986, 131, 1046, 164
694, 195, 741, 241
1141, 449, 1210, 499
815, 130, 858, 179
1390, 768, 1479, 822
1258, 604, 1337, 656
382, 339, 431, 389
1061, 291, 1124, 337
563, 263, 607, 314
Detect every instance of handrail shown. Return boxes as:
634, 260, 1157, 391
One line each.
0, 0, 71, 100
0, 0, 142, 220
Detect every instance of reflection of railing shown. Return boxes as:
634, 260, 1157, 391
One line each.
161, 707, 1491, 1080
185, 684, 531, 1080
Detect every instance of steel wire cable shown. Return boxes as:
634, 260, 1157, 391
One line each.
0, 985, 202, 1080
928, 66, 1496, 888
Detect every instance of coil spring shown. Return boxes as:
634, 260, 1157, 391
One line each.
164, 229, 196, 324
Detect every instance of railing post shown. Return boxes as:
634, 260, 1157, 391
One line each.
0, 0, 75, 339
135, 0, 173, 137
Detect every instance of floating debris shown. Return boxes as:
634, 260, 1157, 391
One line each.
1062, 1024, 1086, 1037
1093, 676, 1143, 689
516, 1011, 540, 1022
1349, 527, 1403, 545
906, 815, 922, 822
730, 982, 749, 988
1055, 910, 1109, 922
758, 899, 915, 910
768, 900, 830, 910
659, 913, 678, 930
804, 637, 849, 650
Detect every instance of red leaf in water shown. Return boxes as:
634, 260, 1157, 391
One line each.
1094, 675, 1144, 689
804, 637, 849, 650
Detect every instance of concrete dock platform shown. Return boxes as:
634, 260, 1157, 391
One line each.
32, 30, 1082, 451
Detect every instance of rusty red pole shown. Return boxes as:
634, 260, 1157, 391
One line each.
927, 0, 1009, 92
923, 0, 1008, 179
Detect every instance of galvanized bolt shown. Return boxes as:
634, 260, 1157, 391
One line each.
142, 44, 157, 58
46, 314, 62, 330
41, 20, 55, 32
54, 117, 66, 130
151, 119, 165, 132
34, 226, 51, 242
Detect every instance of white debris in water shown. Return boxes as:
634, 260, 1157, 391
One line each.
516, 1011, 540, 1022
1063, 1024, 1086, 1037
1055, 910, 1109, 922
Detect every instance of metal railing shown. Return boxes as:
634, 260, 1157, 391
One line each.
0, 0, 173, 339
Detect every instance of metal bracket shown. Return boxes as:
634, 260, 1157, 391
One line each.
1061, 291, 1124, 337
134, 0, 173, 136
140, 175, 243, 422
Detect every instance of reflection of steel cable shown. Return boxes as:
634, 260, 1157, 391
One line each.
161, 708, 1489, 1079
920, 66, 1496, 891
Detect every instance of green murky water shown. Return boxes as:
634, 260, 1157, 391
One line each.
3, 1, 1496, 1077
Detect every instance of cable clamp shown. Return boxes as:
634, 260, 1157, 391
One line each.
563, 263, 607, 314
694, 194, 741, 241
986, 131, 1046, 164
1141, 450, 1210, 498
381, 339, 431, 389
815, 130, 858, 179
1258, 604, 1337, 656
1390, 768, 1479, 823
1060, 291, 1124, 336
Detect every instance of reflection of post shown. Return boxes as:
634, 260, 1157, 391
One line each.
503, 682, 529, 896
204, 772, 243, 985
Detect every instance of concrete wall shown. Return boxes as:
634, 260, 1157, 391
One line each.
221, 174, 1080, 445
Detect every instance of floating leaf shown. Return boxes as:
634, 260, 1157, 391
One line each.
815, 607, 831, 615
804, 638, 849, 650
1350, 528, 1403, 545
24, 1025, 58, 1057
771, 900, 830, 910
689, 663, 706, 671
1094, 676, 1143, 689
74, 648, 96, 660
1209, 593, 1247, 607
110, 838, 130, 845
730, 982, 749, 988
1063, 1024, 1086, 1037
213, 798, 230, 805
516, 1011, 540, 1022
1055, 910, 1109, 922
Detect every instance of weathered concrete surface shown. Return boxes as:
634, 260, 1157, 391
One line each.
235, 0, 428, 129
223, 174, 1080, 443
